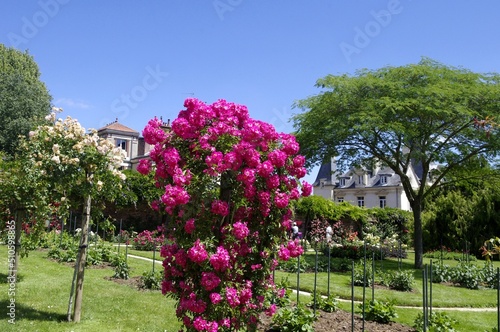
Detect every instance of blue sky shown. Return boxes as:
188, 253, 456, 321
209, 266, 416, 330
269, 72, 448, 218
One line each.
1, 1, 500, 185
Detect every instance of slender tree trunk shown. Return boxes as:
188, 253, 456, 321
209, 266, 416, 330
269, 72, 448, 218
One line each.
72, 194, 91, 322
412, 202, 424, 269
66, 253, 79, 321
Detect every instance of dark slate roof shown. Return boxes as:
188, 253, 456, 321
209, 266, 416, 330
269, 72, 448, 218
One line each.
411, 159, 424, 181
313, 162, 332, 186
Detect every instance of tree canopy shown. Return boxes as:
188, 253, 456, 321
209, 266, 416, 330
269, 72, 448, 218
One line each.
293, 58, 500, 268
0, 44, 52, 157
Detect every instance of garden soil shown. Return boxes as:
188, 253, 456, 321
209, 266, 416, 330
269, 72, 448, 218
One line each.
108, 276, 417, 331
257, 310, 417, 331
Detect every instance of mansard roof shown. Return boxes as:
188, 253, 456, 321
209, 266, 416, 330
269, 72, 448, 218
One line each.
313, 162, 332, 186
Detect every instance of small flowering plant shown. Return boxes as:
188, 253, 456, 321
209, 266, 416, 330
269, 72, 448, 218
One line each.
140, 99, 311, 331
133, 228, 165, 251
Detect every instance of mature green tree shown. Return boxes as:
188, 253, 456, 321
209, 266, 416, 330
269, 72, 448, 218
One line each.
293, 58, 500, 268
0, 153, 49, 283
0, 44, 52, 157
423, 157, 500, 255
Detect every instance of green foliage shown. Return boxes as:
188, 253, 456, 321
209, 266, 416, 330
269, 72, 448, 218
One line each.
47, 245, 77, 263
0, 44, 52, 157
432, 264, 453, 284
414, 311, 459, 332
38, 230, 76, 250
424, 249, 476, 262
351, 260, 372, 287
278, 256, 310, 273
112, 255, 130, 280
268, 278, 292, 308
333, 257, 352, 272
387, 270, 415, 292
431, 261, 500, 290
294, 195, 337, 221
271, 305, 316, 332
360, 299, 398, 324
451, 261, 481, 289
47, 241, 123, 268
308, 292, 338, 312
482, 263, 499, 289
367, 208, 412, 244
140, 270, 162, 290
423, 163, 500, 257
293, 58, 500, 268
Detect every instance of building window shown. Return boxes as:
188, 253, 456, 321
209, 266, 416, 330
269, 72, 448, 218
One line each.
357, 196, 364, 207
339, 178, 346, 187
337, 197, 344, 203
358, 175, 363, 185
379, 196, 387, 208
380, 175, 387, 184
116, 139, 127, 151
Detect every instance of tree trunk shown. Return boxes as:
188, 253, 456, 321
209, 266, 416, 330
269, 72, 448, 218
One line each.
72, 194, 91, 322
412, 201, 424, 269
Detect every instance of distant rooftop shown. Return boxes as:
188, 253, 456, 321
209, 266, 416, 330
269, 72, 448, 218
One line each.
97, 118, 139, 136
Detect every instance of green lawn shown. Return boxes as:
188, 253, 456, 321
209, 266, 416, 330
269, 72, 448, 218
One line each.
0, 245, 181, 332
2, 245, 499, 331
283, 250, 500, 331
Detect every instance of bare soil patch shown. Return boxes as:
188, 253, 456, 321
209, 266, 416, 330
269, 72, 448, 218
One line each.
257, 310, 416, 332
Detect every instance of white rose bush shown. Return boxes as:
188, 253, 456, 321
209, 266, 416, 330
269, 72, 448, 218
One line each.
20, 109, 127, 322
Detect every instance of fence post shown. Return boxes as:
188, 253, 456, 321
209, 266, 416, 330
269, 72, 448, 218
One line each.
423, 265, 428, 332
372, 252, 375, 302
497, 267, 499, 332
327, 244, 331, 297
313, 246, 318, 315
398, 240, 402, 270
430, 260, 433, 317
362, 243, 366, 331
351, 260, 354, 332
118, 219, 122, 254
296, 255, 300, 304
152, 244, 156, 273
125, 241, 128, 264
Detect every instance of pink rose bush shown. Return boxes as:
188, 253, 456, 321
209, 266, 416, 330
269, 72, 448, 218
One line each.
141, 98, 310, 331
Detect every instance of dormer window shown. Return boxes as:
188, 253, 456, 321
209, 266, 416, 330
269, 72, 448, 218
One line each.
380, 175, 387, 184
339, 178, 346, 186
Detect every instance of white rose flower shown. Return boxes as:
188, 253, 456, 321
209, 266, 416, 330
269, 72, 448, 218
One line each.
45, 112, 56, 122
51, 155, 61, 164
52, 144, 60, 155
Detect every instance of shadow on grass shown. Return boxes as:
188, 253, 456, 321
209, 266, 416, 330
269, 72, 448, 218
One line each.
1, 300, 67, 322
0, 272, 24, 283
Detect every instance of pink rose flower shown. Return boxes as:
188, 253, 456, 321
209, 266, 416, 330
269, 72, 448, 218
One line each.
188, 239, 208, 263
